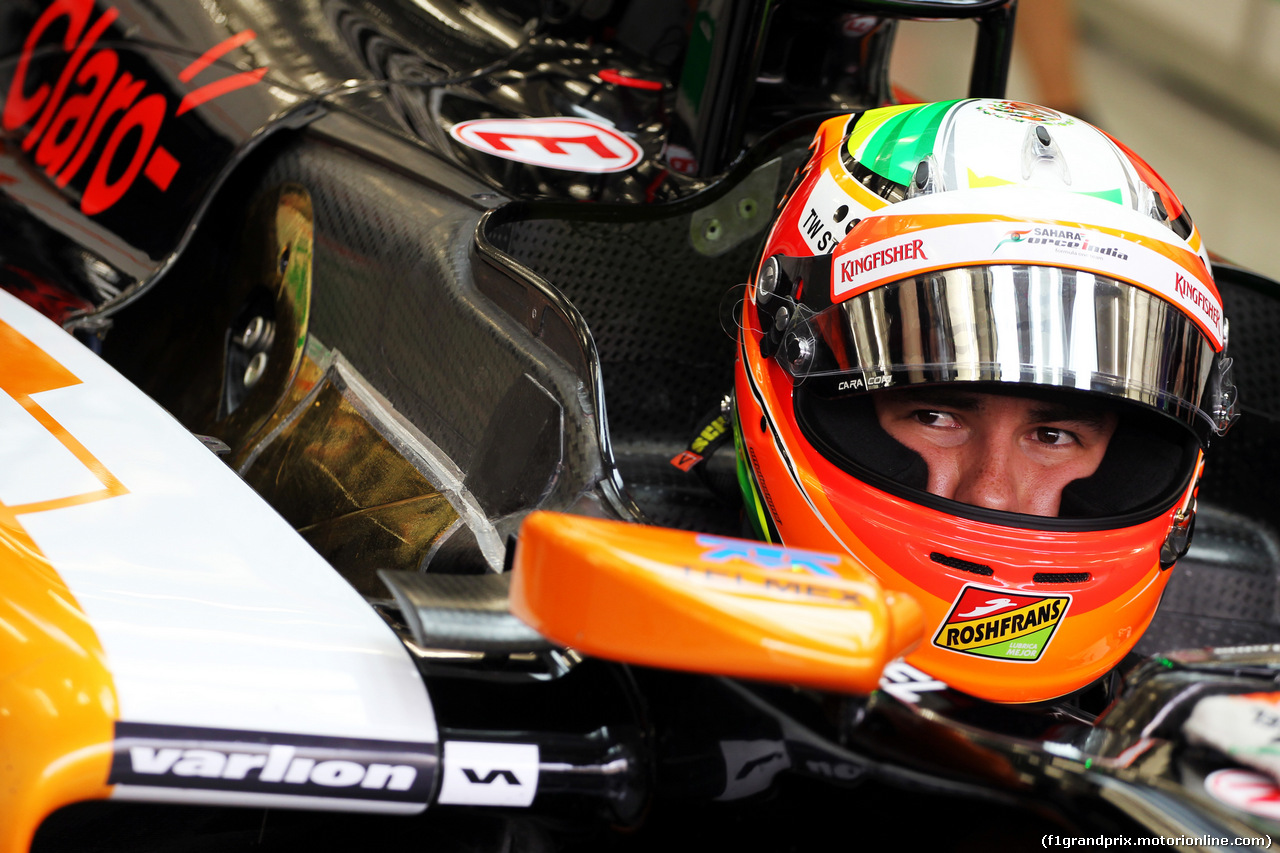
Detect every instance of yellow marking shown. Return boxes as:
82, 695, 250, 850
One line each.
966, 168, 1015, 188
844, 103, 919, 160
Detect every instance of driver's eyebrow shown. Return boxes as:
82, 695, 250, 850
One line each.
892, 388, 1113, 429
893, 388, 983, 410
1027, 403, 1112, 430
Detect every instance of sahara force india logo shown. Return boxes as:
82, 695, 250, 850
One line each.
931, 584, 1070, 663
993, 227, 1129, 260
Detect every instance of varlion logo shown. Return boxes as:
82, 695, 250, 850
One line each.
109, 722, 436, 805
932, 584, 1070, 662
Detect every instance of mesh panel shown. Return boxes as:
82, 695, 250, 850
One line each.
1196, 270, 1280, 532
1137, 504, 1280, 655
492, 215, 749, 442
484, 149, 807, 532
252, 135, 607, 522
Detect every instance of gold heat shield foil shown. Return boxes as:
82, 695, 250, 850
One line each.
242, 376, 460, 595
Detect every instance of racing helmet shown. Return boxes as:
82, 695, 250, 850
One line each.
733, 99, 1238, 703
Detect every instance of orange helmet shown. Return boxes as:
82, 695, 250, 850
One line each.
733, 100, 1238, 703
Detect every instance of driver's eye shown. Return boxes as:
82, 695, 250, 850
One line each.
914, 410, 958, 428
1033, 427, 1075, 446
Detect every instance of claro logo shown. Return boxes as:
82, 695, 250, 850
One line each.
109, 722, 437, 805
4, 0, 265, 215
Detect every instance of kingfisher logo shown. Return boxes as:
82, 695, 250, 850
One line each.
1174, 270, 1222, 331
932, 584, 1070, 662
837, 238, 927, 283
109, 722, 436, 805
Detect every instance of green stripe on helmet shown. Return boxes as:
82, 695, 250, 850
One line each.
731, 404, 777, 544
862, 99, 964, 186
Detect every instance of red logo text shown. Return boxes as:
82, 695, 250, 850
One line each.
839, 238, 927, 282
5, 0, 263, 215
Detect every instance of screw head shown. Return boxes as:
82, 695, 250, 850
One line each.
758, 257, 780, 299
244, 352, 268, 389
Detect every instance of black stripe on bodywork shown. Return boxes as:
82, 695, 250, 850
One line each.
109, 721, 437, 804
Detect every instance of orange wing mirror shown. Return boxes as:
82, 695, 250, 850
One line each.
509, 512, 924, 694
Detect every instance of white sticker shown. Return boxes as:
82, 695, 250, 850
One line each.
450, 118, 642, 173
878, 660, 948, 704
794, 169, 875, 256
1204, 768, 1280, 820
437, 741, 540, 807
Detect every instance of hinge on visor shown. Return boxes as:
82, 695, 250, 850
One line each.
754, 253, 832, 360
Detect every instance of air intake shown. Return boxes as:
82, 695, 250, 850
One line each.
929, 552, 994, 576
1032, 572, 1091, 584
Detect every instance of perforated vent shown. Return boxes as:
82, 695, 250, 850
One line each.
929, 552, 994, 576
1196, 268, 1280, 533
1032, 572, 1090, 584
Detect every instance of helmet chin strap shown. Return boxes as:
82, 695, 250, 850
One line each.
1160, 451, 1205, 569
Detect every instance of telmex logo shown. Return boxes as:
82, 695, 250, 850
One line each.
696, 535, 841, 577
4, 0, 265, 215
932, 584, 1070, 663
109, 722, 436, 803
450, 117, 643, 173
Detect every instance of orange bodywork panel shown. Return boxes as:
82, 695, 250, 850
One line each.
0, 318, 120, 853
509, 511, 924, 694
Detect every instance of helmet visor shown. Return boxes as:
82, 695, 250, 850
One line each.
778, 265, 1236, 442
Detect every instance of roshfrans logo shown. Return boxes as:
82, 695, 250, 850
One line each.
931, 584, 1070, 662
109, 722, 436, 805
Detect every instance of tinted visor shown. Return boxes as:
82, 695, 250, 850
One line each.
778, 265, 1236, 444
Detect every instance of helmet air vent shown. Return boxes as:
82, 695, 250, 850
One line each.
908, 156, 940, 198
929, 552, 994, 576
1032, 572, 1091, 584
1022, 123, 1071, 185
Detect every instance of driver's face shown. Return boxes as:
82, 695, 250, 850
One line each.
873, 388, 1118, 516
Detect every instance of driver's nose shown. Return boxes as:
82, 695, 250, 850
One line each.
952, 437, 1017, 512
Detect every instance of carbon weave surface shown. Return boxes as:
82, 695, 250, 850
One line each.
252, 132, 606, 525
487, 209, 760, 533
484, 146, 806, 532
492, 215, 746, 443
1197, 270, 1280, 532
1137, 504, 1280, 654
